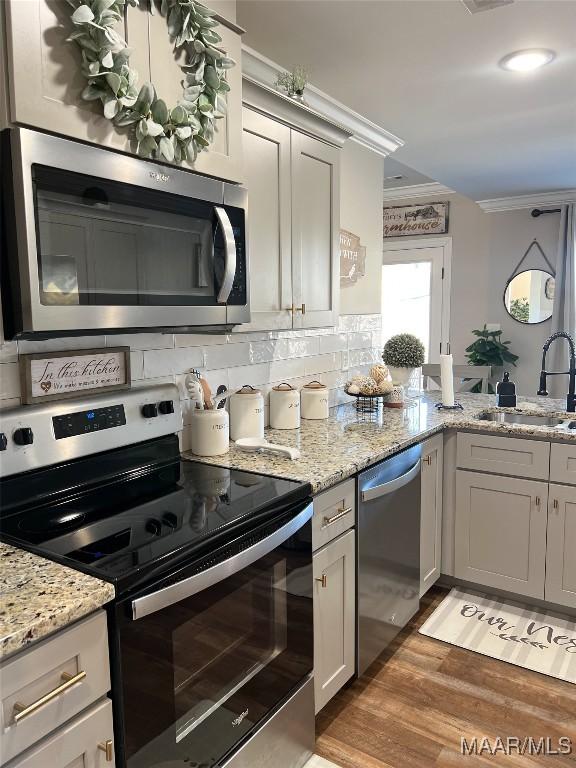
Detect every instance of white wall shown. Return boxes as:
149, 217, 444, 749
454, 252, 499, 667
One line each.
339, 140, 384, 315
383, 191, 561, 395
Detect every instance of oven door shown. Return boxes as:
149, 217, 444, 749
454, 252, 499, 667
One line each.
3, 128, 249, 337
113, 501, 313, 768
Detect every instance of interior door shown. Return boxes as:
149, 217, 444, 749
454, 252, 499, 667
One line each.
291, 132, 340, 329
241, 108, 293, 331
382, 238, 451, 361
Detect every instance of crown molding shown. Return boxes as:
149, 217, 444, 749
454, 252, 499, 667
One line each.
241, 46, 404, 157
477, 190, 576, 212
382, 182, 455, 201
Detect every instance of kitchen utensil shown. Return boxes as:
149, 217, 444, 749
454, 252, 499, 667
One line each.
229, 385, 265, 441
235, 437, 300, 460
300, 380, 329, 420
199, 377, 213, 409
270, 383, 300, 430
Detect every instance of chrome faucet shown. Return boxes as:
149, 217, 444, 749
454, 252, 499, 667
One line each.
537, 331, 576, 412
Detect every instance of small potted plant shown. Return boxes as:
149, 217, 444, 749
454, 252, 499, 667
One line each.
382, 333, 425, 386
275, 65, 309, 102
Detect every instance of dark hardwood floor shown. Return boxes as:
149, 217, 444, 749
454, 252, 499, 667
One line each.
315, 587, 576, 767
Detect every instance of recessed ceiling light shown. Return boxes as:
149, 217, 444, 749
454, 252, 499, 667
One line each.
499, 49, 555, 72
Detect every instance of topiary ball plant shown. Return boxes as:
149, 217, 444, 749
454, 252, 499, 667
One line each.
382, 333, 425, 369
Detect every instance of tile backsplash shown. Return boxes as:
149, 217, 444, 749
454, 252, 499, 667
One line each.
0, 314, 383, 450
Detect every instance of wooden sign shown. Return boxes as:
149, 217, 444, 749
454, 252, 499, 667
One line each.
383, 201, 450, 237
20, 347, 131, 405
340, 229, 367, 285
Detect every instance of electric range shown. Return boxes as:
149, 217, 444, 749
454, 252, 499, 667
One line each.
0, 384, 315, 768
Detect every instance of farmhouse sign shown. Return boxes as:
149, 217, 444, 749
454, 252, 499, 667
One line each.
340, 229, 367, 285
20, 347, 131, 405
383, 201, 449, 238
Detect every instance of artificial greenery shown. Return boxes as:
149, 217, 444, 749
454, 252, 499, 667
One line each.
465, 325, 519, 393
382, 333, 425, 369
67, 0, 234, 164
275, 65, 308, 97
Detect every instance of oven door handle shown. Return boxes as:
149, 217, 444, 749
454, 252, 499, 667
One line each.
131, 502, 313, 620
215, 206, 237, 304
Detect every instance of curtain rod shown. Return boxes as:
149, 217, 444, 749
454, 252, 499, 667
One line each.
531, 208, 562, 217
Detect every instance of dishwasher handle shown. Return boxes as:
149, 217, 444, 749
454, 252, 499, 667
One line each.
361, 459, 421, 502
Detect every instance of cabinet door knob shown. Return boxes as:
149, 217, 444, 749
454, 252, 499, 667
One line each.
553, 498, 559, 510
315, 574, 327, 588
98, 740, 114, 762
423, 455, 432, 465
535, 496, 541, 507
297, 303, 306, 315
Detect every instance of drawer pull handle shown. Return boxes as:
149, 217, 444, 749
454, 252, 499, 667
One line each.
315, 574, 327, 588
323, 506, 352, 526
12, 670, 87, 723
98, 740, 114, 762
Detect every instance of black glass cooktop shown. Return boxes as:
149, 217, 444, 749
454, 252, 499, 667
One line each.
0, 435, 310, 594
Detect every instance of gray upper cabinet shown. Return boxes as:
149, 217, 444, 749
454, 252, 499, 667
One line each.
455, 470, 548, 599
291, 132, 340, 330
3, 0, 243, 182
241, 87, 346, 332
241, 107, 293, 331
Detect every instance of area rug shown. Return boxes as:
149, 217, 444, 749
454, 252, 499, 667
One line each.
419, 588, 576, 684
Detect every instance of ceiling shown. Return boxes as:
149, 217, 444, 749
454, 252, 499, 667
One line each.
237, 0, 576, 201
383, 158, 436, 190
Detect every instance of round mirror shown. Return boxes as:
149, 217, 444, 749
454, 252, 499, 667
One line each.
504, 269, 555, 324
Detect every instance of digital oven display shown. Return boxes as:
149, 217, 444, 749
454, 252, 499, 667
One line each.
53, 405, 126, 439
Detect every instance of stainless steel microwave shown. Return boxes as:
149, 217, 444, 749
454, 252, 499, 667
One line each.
1, 129, 249, 339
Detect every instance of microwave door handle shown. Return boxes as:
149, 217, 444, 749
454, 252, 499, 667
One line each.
215, 206, 237, 304
360, 459, 421, 502
131, 502, 313, 620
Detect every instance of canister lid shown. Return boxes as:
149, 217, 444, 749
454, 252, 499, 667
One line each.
303, 380, 326, 389
272, 382, 295, 391
236, 385, 262, 395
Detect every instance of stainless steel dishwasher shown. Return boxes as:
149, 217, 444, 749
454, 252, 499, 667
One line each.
357, 444, 421, 676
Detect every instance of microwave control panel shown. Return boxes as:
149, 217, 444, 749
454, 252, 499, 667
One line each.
53, 405, 126, 440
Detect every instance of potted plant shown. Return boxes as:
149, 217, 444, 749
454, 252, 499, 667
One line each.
465, 325, 519, 392
382, 333, 425, 386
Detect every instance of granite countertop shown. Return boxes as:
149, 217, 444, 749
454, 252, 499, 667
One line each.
182, 391, 575, 493
0, 543, 115, 661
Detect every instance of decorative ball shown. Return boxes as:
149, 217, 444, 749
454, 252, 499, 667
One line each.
346, 383, 360, 395
370, 364, 390, 383
376, 379, 393, 395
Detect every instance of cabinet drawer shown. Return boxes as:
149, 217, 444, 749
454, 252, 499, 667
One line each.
550, 443, 576, 485
8, 698, 114, 768
0, 611, 110, 765
312, 478, 355, 551
457, 432, 550, 479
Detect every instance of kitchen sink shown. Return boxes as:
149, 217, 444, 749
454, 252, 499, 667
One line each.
476, 411, 570, 427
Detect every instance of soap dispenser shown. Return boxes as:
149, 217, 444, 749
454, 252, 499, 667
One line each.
497, 372, 516, 408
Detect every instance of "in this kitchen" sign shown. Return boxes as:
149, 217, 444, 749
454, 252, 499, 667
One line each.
20, 347, 131, 404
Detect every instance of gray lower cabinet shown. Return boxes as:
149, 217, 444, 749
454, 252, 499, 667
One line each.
455, 470, 549, 599
545, 483, 576, 609
8, 699, 114, 768
420, 433, 443, 597
313, 529, 355, 714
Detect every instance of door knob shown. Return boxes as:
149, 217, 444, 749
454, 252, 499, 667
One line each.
98, 740, 113, 762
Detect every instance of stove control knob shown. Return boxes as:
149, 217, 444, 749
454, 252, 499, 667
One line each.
13, 427, 34, 446
162, 512, 178, 529
0, 433, 7, 451
145, 519, 162, 536
141, 403, 158, 419
158, 400, 175, 415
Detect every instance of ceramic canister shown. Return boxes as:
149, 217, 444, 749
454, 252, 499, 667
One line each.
269, 383, 300, 430
190, 408, 229, 456
229, 385, 265, 441
300, 380, 329, 420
